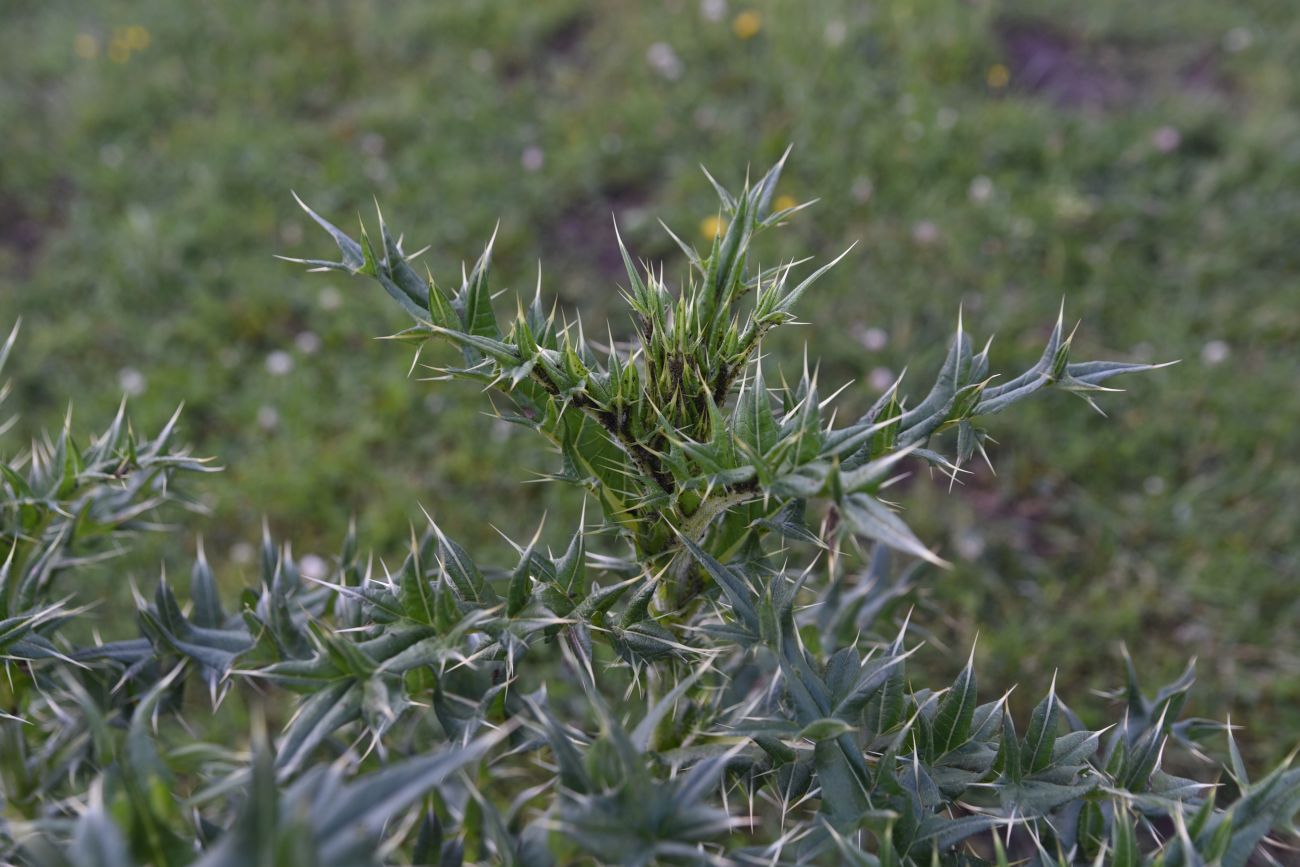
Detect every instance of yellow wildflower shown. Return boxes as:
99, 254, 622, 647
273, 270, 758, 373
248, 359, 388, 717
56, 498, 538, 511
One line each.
699, 215, 727, 240
733, 11, 762, 40
772, 194, 797, 213
986, 64, 1010, 88
124, 26, 150, 50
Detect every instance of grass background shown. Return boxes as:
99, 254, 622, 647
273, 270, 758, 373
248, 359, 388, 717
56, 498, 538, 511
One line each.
2, 0, 1296, 764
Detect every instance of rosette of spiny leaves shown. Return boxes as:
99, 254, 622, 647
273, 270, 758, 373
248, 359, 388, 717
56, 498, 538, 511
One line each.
288, 149, 1171, 605
0, 321, 215, 705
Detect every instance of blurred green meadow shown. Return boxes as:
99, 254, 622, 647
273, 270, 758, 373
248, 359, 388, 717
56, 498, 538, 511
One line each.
1, 0, 1296, 762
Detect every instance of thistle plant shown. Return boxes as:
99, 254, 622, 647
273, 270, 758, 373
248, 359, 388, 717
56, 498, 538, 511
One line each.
1, 154, 1297, 866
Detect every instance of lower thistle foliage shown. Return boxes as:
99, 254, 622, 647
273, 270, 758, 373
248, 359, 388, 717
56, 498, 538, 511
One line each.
1, 156, 1297, 866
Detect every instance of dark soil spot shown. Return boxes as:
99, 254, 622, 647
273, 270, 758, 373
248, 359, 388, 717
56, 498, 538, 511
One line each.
544, 178, 654, 292
997, 20, 1229, 110
967, 482, 1059, 557
499, 11, 593, 83
0, 178, 72, 277
538, 11, 591, 61
0, 198, 47, 276
1178, 46, 1227, 95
